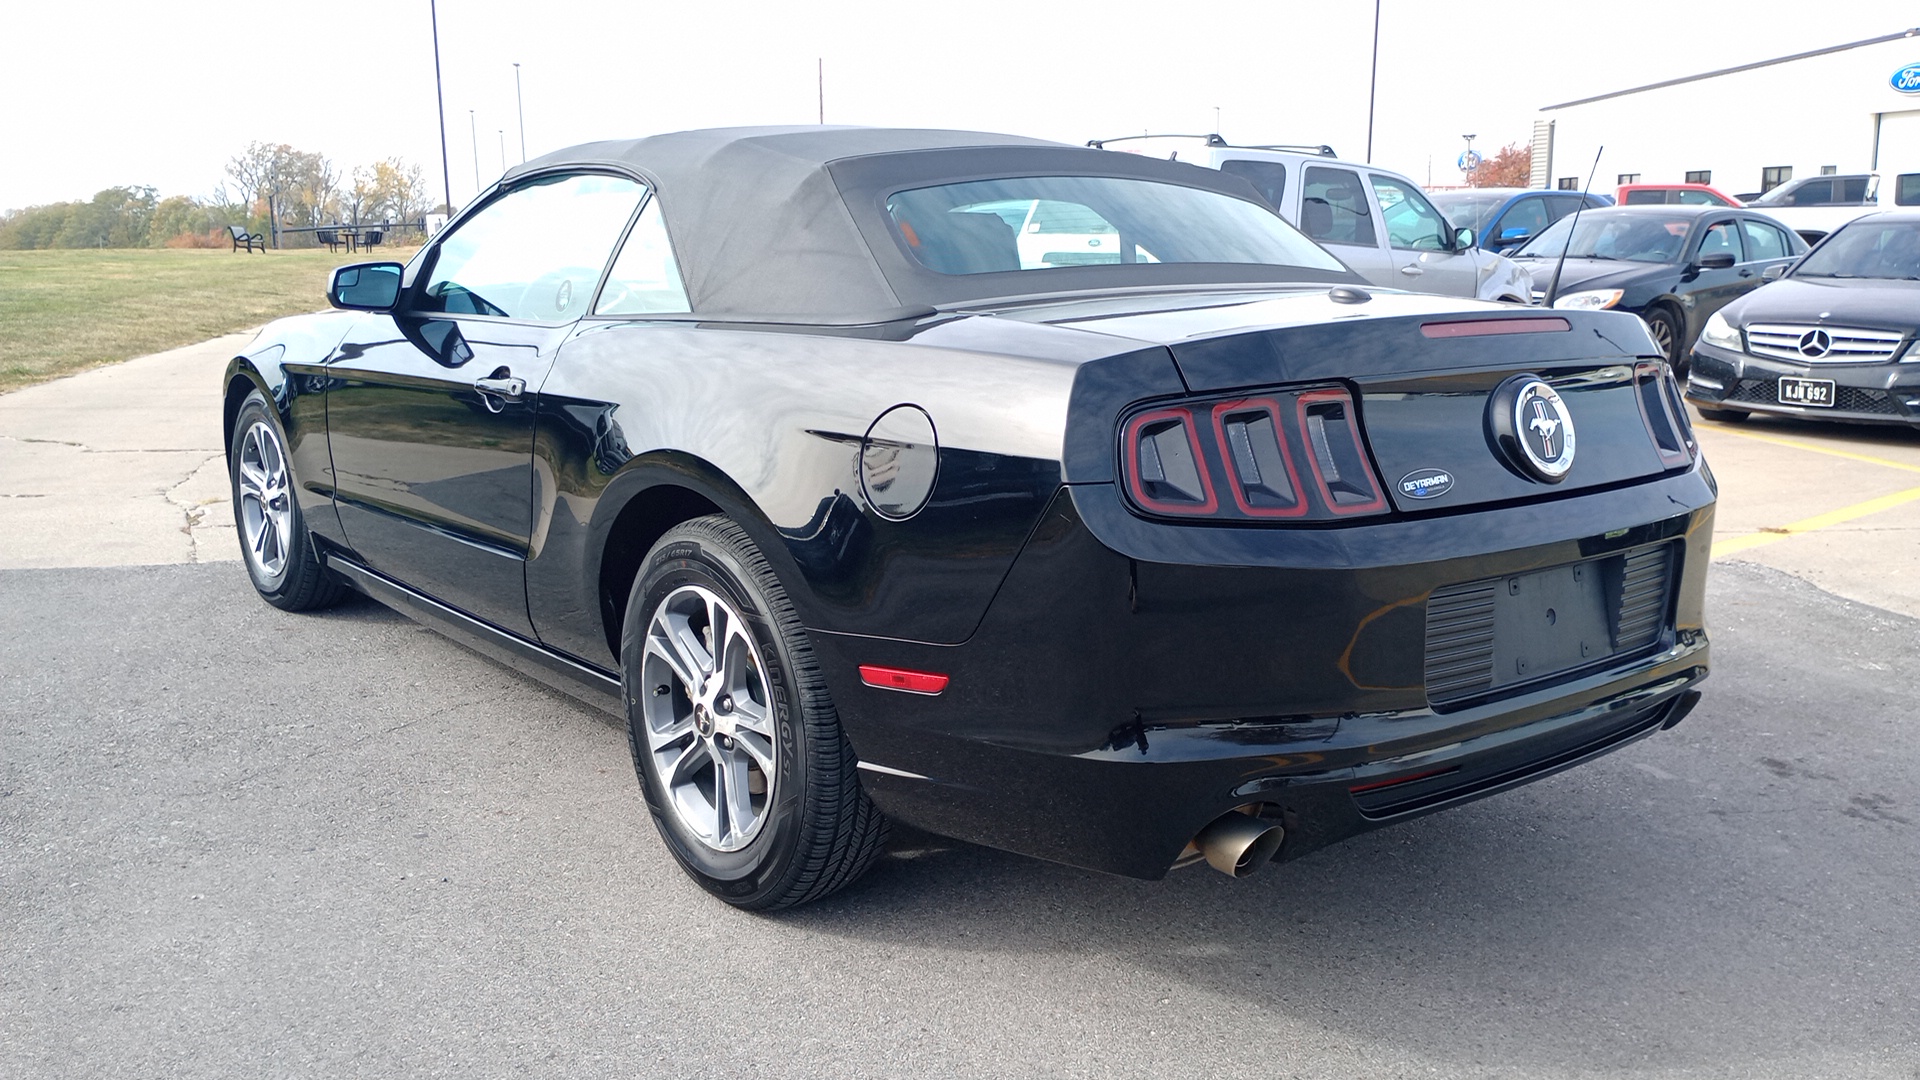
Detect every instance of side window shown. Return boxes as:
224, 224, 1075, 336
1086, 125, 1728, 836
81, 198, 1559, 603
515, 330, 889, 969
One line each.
419, 174, 643, 321
1786, 179, 1834, 206
1677, 189, 1718, 205
596, 197, 692, 315
1500, 197, 1551, 239
1622, 189, 1664, 205
1697, 220, 1743, 261
1217, 160, 1287, 210
1299, 166, 1377, 247
1740, 219, 1789, 261
1838, 176, 1869, 204
1368, 176, 1451, 251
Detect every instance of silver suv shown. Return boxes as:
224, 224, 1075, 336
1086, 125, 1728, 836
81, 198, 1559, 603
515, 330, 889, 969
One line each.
1091, 135, 1535, 304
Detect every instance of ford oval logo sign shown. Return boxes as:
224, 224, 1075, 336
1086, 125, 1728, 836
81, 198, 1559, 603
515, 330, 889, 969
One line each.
1398, 468, 1455, 500
1894, 63, 1920, 94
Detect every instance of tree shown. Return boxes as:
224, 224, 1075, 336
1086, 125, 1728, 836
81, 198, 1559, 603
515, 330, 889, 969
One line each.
362, 158, 427, 225
1467, 142, 1533, 188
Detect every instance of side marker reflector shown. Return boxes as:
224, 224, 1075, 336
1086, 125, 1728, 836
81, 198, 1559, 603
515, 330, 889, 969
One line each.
859, 665, 950, 695
1348, 766, 1457, 794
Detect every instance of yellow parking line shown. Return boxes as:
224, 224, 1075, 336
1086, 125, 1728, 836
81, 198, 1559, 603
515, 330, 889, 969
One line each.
1705, 426, 1920, 476
1713, 484, 1920, 559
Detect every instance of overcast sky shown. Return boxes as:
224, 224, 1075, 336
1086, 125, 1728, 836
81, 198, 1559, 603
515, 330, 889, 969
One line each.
5, 1, 1916, 214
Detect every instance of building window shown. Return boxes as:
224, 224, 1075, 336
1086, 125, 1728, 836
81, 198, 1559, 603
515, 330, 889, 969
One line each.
1685, 170, 1711, 185
1761, 166, 1793, 192
1557, 177, 1578, 190
1820, 165, 1837, 176
1617, 173, 1640, 185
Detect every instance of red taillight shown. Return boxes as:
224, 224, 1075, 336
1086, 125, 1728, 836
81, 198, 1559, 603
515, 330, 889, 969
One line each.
1122, 406, 1218, 516
859, 665, 950, 695
1210, 399, 1307, 518
1118, 383, 1387, 524
1295, 388, 1387, 515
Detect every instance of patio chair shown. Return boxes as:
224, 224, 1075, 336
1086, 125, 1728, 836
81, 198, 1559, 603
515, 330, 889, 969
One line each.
316, 228, 341, 253
359, 228, 383, 252
229, 225, 266, 253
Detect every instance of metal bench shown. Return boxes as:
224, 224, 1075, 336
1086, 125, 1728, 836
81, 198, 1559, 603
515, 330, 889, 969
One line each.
229, 225, 266, 253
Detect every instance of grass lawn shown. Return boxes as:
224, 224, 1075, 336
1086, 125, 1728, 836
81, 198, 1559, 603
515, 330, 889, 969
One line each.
0, 246, 419, 394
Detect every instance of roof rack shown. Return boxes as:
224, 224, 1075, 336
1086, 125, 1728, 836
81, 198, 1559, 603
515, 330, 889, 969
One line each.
1087, 134, 1338, 157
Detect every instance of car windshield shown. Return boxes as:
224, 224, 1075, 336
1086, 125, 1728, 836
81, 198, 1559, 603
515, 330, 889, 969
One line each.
1794, 220, 1920, 280
1426, 192, 1507, 235
885, 176, 1346, 275
1511, 212, 1692, 263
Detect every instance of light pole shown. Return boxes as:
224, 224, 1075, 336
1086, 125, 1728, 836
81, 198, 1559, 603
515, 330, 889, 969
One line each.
470, 109, 480, 193
513, 62, 526, 163
430, 0, 451, 215
498, 129, 506, 174
1365, 0, 1380, 162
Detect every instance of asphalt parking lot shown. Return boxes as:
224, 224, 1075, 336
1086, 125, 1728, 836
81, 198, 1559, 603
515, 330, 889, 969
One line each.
4, 341, 1920, 1078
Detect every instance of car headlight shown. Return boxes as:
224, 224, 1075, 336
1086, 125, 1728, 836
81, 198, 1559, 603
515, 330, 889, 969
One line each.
1551, 289, 1625, 311
1699, 310, 1742, 351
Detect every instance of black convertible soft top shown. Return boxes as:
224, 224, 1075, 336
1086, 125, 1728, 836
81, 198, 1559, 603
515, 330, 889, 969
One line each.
498, 126, 1353, 323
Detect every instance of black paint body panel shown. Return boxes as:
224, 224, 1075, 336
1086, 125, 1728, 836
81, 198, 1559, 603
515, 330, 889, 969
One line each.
225, 280, 1713, 880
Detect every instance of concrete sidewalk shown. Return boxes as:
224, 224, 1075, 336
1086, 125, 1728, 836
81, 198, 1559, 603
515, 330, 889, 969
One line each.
0, 333, 248, 568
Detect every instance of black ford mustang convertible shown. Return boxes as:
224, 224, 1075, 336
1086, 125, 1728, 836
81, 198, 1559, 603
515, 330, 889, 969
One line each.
225, 127, 1713, 909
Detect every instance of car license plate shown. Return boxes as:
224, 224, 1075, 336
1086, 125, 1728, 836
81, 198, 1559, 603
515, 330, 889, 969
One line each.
1778, 377, 1835, 407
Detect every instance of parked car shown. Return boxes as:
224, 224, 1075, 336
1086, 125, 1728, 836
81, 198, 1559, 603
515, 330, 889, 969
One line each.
1745, 171, 1920, 244
1091, 134, 1536, 303
1508, 204, 1806, 372
1429, 187, 1613, 254
1616, 183, 1744, 208
226, 126, 1712, 909
1685, 210, 1920, 425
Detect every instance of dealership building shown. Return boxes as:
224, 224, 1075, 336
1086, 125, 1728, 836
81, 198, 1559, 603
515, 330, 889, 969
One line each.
1529, 27, 1920, 199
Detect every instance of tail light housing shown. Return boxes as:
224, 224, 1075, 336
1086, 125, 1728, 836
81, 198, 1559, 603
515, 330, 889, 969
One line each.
1119, 383, 1387, 523
1633, 361, 1697, 469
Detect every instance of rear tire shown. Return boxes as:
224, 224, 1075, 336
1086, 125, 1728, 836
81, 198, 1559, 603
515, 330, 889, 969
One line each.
622, 515, 887, 910
229, 390, 345, 611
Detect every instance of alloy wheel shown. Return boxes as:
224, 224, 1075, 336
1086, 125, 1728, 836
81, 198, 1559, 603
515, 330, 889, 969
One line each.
236, 420, 295, 581
639, 583, 777, 852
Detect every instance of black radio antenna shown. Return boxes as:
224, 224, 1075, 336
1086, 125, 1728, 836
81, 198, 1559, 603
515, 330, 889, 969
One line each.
1542, 145, 1604, 309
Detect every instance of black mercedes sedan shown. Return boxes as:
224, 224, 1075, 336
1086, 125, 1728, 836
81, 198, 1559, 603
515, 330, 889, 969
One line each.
1686, 211, 1920, 425
1509, 205, 1806, 373
224, 127, 1713, 909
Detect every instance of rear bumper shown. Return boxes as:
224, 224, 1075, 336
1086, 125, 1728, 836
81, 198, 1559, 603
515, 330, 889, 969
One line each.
811, 466, 1714, 879
1686, 342, 1920, 425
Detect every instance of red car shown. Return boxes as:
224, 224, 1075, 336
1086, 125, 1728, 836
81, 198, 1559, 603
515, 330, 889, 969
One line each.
1617, 183, 1744, 208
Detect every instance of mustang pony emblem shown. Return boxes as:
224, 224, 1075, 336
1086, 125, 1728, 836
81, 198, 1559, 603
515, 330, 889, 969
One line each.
1528, 401, 1562, 457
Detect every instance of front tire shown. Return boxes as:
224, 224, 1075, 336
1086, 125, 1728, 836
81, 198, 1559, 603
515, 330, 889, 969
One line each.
1693, 403, 1750, 423
229, 390, 344, 611
622, 515, 887, 910
1644, 306, 1685, 374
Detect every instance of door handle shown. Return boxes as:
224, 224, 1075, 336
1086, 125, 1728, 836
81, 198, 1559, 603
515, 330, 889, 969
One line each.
1399, 264, 1424, 277
474, 374, 526, 399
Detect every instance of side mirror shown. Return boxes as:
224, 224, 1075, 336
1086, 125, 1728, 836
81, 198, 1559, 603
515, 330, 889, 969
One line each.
1761, 263, 1788, 281
329, 262, 404, 311
1453, 226, 1476, 250
1697, 252, 1737, 270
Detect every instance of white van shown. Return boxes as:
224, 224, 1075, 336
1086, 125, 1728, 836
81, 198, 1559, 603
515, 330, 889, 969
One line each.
1092, 135, 1535, 304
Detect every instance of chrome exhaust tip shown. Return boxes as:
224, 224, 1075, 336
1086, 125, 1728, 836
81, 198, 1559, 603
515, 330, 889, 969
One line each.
1194, 810, 1285, 878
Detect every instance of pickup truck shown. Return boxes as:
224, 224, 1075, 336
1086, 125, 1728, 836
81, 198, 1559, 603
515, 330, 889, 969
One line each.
1746, 171, 1920, 243
1090, 135, 1536, 304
